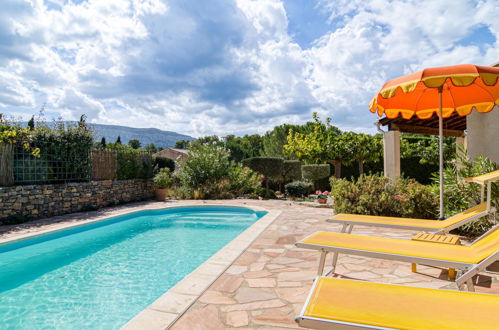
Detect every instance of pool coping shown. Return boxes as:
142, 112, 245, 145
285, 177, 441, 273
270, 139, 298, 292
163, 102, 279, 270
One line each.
121, 204, 281, 329
0, 202, 281, 330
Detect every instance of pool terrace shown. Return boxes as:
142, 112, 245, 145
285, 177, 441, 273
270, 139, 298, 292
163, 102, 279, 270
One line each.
1, 199, 498, 329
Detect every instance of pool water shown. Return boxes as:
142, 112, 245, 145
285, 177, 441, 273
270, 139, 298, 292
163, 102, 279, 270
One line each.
0, 206, 265, 329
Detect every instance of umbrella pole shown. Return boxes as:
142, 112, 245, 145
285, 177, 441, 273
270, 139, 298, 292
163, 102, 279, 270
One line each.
438, 86, 444, 220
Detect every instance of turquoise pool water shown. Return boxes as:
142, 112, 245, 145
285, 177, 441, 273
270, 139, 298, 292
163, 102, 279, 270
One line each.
0, 206, 265, 329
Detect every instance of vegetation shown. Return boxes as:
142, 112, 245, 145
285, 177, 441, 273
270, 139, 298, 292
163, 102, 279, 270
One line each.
153, 168, 173, 189
153, 156, 175, 172
174, 143, 262, 199
128, 139, 141, 149
330, 174, 438, 219
433, 150, 498, 236
0, 114, 39, 156
284, 181, 313, 198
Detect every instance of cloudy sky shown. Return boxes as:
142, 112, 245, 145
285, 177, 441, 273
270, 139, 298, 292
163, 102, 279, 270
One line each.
1, 0, 498, 137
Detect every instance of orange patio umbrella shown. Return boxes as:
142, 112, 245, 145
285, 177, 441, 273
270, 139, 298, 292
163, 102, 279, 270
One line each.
369, 64, 499, 219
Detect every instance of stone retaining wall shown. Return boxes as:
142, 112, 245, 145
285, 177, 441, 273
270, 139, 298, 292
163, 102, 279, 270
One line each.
0, 179, 154, 223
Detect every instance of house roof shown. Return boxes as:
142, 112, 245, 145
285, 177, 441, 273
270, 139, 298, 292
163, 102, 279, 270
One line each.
378, 112, 466, 137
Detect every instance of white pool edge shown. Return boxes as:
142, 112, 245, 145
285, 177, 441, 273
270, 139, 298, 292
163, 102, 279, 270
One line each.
121, 205, 281, 330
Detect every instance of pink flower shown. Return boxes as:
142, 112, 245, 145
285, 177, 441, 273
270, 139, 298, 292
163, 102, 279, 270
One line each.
315, 190, 321, 195
323, 191, 329, 195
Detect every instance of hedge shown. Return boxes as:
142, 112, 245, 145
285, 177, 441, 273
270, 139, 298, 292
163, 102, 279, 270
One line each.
282, 160, 302, 182
242, 157, 284, 179
301, 164, 330, 181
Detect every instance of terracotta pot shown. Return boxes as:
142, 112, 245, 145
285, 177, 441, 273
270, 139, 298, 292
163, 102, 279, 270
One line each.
155, 188, 168, 201
318, 198, 327, 204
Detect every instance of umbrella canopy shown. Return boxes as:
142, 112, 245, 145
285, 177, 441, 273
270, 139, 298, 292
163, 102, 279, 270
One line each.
369, 64, 499, 219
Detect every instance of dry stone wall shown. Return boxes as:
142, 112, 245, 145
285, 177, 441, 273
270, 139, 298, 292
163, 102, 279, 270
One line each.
0, 179, 154, 223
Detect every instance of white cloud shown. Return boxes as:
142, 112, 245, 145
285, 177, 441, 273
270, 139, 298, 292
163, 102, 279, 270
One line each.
0, 0, 498, 137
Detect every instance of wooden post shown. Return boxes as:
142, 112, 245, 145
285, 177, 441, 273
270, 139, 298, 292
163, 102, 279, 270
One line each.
0, 143, 14, 186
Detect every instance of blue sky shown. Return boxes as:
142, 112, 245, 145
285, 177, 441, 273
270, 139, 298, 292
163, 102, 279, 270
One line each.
1, 0, 498, 137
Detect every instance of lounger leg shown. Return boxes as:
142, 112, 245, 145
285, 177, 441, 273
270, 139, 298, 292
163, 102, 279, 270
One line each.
347, 224, 354, 234
448, 268, 456, 280
467, 279, 475, 292
317, 251, 328, 276
340, 224, 348, 233
411, 263, 417, 273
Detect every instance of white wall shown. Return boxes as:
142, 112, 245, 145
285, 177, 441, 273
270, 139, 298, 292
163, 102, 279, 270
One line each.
466, 107, 499, 163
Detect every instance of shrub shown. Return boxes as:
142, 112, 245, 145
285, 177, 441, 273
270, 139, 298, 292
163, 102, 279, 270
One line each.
302, 164, 331, 181
229, 164, 262, 197
242, 157, 283, 198
177, 144, 231, 189
242, 157, 284, 180
432, 153, 498, 236
153, 168, 173, 189
285, 181, 312, 197
282, 160, 302, 182
153, 156, 175, 172
107, 144, 153, 180
330, 174, 438, 219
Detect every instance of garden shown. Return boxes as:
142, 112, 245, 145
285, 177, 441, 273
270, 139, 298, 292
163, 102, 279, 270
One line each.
1, 112, 497, 236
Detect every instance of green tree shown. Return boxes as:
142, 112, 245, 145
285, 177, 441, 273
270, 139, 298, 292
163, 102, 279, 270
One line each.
342, 132, 382, 175
116, 136, 122, 144
224, 134, 263, 162
27, 116, 35, 130
128, 139, 141, 149
100, 137, 106, 149
144, 143, 158, 153
174, 139, 191, 149
284, 113, 345, 177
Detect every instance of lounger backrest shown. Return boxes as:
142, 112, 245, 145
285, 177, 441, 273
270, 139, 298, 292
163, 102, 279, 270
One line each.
440, 203, 487, 226
470, 225, 499, 258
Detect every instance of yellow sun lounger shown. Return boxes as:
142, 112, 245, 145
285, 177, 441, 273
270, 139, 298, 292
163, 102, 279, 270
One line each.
328, 202, 492, 234
296, 277, 499, 330
296, 226, 499, 291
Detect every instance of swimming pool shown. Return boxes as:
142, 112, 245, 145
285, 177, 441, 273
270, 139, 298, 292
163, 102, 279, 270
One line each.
0, 206, 266, 329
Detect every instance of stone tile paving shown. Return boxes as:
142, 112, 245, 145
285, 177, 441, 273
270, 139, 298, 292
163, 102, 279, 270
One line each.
1, 199, 497, 329
169, 199, 499, 330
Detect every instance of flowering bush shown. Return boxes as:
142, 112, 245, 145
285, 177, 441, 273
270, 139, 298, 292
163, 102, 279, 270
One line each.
316, 190, 329, 200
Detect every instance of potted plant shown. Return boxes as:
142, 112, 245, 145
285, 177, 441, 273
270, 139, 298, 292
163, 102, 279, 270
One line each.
316, 190, 329, 204
153, 168, 172, 201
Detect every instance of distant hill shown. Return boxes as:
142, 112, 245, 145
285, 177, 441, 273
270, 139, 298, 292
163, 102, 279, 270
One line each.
89, 123, 195, 148
22, 121, 195, 148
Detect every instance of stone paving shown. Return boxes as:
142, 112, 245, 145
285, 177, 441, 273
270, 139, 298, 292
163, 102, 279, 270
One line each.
169, 200, 499, 330
1, 199, 497, 329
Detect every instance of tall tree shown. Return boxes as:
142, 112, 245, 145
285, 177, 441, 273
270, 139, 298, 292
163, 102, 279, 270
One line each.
144, 143, 158, 153
284, 113, 345, 177
27, 116, 35, 130
116, 136, 122, 144
128, 139, 141, 149
174, 139, 191, 149
342, 132, 382, 175
100, 137, 106, 149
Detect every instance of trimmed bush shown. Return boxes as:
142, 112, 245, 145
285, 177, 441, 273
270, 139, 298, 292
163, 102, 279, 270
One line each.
301, 164, 330, 181
154, 156, 175, 172
285, 181, 312, 197
282, 160, 302, 181
330, 174, 438, 219
242, 157, 284, 179
153, 168, 173, 189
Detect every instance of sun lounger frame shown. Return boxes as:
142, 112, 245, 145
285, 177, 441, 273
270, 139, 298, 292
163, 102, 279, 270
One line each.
295, 276, 499, 329
327, 205, 494, 234
296, 226, 499, 291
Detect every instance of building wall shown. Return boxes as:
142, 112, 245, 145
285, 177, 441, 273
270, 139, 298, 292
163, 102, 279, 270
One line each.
0, 179, 154, 223
467, 108, 499, 163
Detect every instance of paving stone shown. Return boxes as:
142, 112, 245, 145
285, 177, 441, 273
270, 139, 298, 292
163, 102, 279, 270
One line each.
234, 287, 277, 303
220, 299, 286, 312
211, 275, 244, 293
246, 278, 276, 288
226, 311, 249, 327
198, 290, 236, 305
171, 305, 223, 330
